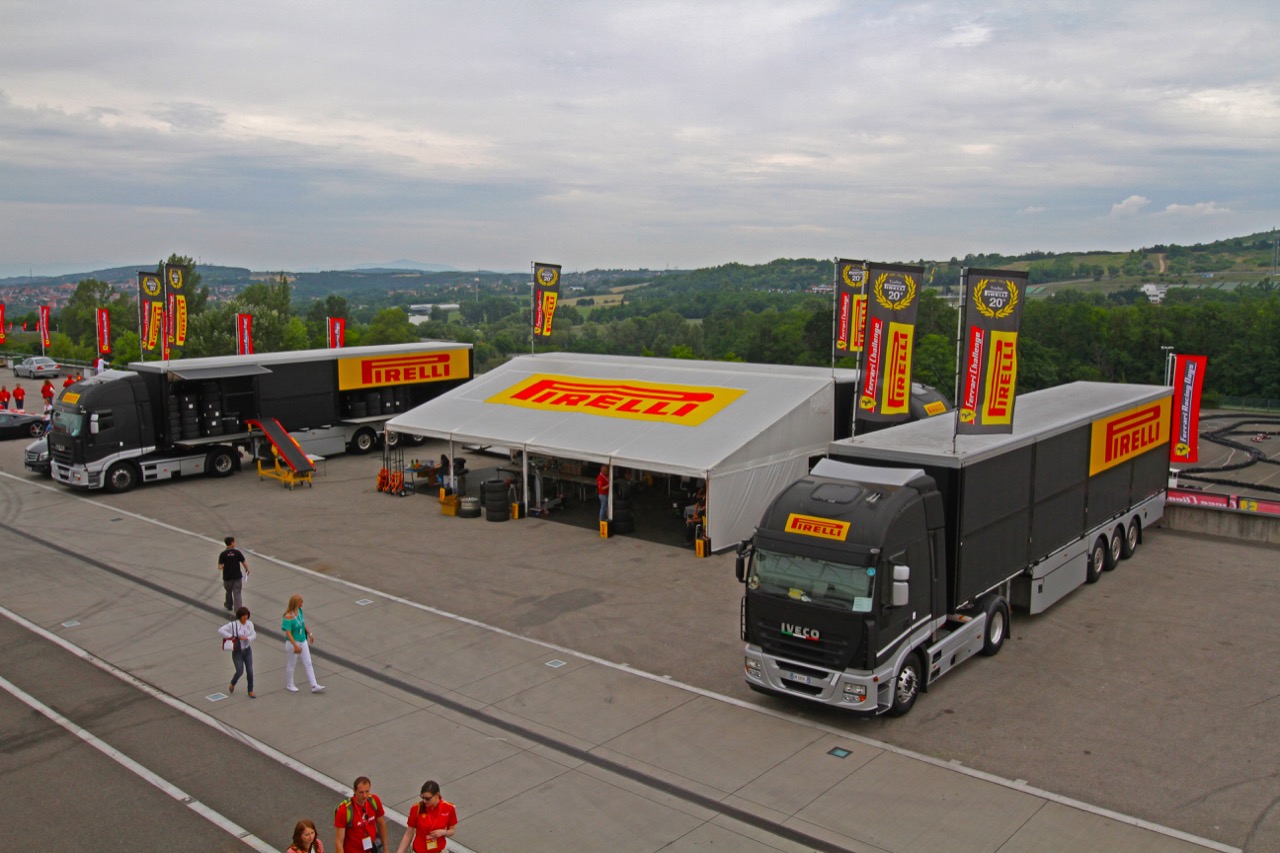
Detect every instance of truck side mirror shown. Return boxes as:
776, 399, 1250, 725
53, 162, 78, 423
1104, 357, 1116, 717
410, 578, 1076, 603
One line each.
891, 564, 910, 607
735, 555, 746, 582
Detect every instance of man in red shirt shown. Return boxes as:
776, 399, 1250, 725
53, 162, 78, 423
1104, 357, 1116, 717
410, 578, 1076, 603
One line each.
395, 781, 457, 853
12, 384, 25, 410
335, 776, 386, 853
597, 464, 610, 522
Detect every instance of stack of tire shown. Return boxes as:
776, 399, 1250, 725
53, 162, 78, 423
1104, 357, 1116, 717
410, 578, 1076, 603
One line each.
481, 479, 510, 522
610, 478, 635, 535
199, 382, 223, 438
172, 393, 200, 440
391, 386, 407, 413
457, 496, 482, 518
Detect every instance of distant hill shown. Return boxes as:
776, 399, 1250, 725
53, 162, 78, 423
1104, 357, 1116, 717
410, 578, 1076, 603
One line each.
352, 260, 459, 272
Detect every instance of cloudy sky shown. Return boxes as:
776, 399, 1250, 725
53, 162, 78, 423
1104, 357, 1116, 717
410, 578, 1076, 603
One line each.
2, 1, 1277, 277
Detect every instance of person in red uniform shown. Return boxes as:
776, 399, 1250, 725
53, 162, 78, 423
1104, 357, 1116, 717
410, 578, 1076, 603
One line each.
0, 385, 9, 410
40, 379, 55, 405
63, 374, 76, 389
334, 776, 386, 853
12, 384, 25, 410
394, 781, 457, 853
597, 464, 610, 522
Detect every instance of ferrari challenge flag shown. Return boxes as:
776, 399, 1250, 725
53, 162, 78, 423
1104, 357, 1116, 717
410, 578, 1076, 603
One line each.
138, 271, 164, 354
1170, 354, 1207, 463
956, 268, 1027, 435
39, 305, 51, 347
96, 307, 112, 354
834, 259, 867, 355
164, 263, 189, 356
327, 316, 346, 348
235, 313, 254, 355
858, 262, 923, 422
532, 262, 561, 337
0, 303, 6, 345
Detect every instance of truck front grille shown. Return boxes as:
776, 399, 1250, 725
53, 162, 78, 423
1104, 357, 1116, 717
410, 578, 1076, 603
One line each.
757, 625, 851, 669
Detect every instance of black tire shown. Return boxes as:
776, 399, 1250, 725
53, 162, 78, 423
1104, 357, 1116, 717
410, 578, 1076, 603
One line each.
406, 434, 427, 446
485, 508, 510, 522
27, 421, 44, 438
457, 506, 482, 519
1086, 537, 1107, 584
383, 431, 400, 449
1121, 518, 1140, 559
207, 448, 237, 478
1104, 527, 1123, 571
980, 596, 1009, 657
104, 461, 138, 494
886, 653, 923, 717
611, 517, 635, 534
349, 428, 377, 454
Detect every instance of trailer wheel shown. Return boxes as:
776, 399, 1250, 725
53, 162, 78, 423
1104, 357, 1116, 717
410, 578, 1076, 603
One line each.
886, 653, 922, 717
980, 596, 1009, 657
1086, 537, 1107, 584
104, 462, 138, 494
1104, 527, 1123, 571
349, 428, 377, 454
383, 431, 400, 449
207, 448, 237, 478
1121, 518, 1140, 559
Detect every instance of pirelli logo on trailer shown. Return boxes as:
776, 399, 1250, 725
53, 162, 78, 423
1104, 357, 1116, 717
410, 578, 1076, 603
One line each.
784, 513, 851, 541
487, 374, 745, 426
1089, 396, 1171, 476
336, 348, 471, 391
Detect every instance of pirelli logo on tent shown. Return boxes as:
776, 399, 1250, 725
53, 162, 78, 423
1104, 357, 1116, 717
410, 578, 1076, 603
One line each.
784, 513, 850, 541
1089, 396, 1171, 476
337, 348, 471, 391
488, 374, 745, 426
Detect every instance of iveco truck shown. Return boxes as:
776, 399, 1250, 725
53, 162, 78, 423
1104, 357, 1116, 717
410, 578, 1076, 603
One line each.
49, 342, 473, 492
736, 382, 1171, 716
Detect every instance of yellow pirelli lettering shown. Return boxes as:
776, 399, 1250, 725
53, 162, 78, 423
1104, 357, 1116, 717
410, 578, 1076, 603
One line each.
784, 513, 851, 541
336, 349, 471, 391
487, 374, 745, 426
1089, 396, 1171, 476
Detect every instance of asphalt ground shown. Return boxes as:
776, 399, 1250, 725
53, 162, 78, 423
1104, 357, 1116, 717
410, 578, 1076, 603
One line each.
1, 416, 1278, 849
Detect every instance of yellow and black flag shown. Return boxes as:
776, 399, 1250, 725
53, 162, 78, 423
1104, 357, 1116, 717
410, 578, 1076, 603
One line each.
532, 262, 561, 337
163, 262, 189, 357
138, 271, 165, 355
857, 263, 923, 422
834, 259, 867, 355
956, 268, 1026, 435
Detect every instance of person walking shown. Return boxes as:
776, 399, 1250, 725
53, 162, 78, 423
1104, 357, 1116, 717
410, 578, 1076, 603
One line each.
334, 776, 386, 853
218, 536, 249, 612
218, 606, 256, 698
40, 379, 55, 406
0, 385, 9, 410
282, 594, 324, 693
12, 384, 25, 411
287, 818, 324, 853
596, 464, 610, 523
394, 781, 457, 853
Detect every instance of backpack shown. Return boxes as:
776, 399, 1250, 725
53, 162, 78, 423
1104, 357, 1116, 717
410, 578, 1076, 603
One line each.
341, 795, 383, 836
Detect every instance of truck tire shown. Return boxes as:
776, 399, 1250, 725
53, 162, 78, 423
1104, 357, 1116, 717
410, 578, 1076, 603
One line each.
207, 448, 237, 478
1104, 527, 1123, 571
1121, 517, 1140, 559
886, 653, 922, 717
104, 462, 138, 494
383, 431, 400, 449
980, 596, 1009, 657
1086, 537, 1107, 584
349, 428, 377, 454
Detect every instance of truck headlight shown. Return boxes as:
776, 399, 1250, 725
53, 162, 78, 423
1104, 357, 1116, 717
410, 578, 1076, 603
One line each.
744, 657, 762, 678
842, 683, 866, 702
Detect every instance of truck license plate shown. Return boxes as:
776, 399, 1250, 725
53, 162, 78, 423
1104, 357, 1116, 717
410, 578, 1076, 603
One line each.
784, 671, 812, 685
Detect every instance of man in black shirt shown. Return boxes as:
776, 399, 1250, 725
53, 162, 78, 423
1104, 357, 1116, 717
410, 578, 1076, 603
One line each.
218, 536, 250, 611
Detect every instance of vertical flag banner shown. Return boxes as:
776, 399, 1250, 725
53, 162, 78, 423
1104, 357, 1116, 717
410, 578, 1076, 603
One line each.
834, 259, 867, 355
857, 263, 923, 422
532, 262, 561, 337
138, 272, 164, 354
39, 305, 51, 348
236, 313, 254, 355
0, 303, 6, 345
956, 268, 1027, 435
164, 263, 188, 356
96, 307, 112, 354
327, 316, 346, 348
1170, 354, 1207, 463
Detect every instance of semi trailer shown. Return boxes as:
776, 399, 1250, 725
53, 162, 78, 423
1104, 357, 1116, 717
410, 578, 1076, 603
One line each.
736, 381, 1171, 716
49, 342, 472, 492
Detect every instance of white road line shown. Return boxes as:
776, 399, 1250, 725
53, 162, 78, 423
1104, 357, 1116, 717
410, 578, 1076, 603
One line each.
0, 473, 1236, 852
0, 672, 276, 853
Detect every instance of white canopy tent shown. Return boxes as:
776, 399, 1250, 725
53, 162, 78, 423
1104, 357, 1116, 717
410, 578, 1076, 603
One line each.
387, 353, 849, 550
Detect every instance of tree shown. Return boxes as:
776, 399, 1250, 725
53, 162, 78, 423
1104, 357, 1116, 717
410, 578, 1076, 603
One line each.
363, 308, 419, 344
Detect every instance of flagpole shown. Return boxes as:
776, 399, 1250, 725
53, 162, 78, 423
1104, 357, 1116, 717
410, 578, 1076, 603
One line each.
953, 267, 968, 453
830, 258, 837, 377
530, 261, 536, 357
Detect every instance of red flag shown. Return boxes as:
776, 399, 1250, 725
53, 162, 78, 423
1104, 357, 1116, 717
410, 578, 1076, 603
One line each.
327, 316, 345, 348
96, 307, 112, 354
39, 305, 51, 347
1170, 354, 1207, 463
0, 303, 6, 345
236, 313, 254, 355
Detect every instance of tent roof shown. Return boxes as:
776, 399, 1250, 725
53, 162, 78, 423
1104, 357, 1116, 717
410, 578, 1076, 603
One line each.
388, 353, 843, 474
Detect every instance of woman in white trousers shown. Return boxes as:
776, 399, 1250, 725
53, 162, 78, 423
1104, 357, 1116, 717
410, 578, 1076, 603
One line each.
281, 593, 325, 693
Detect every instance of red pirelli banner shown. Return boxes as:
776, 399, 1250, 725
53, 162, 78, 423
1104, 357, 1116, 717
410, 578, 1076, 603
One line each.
532, 262, 561, 338
834, 259, 867, 355
857, 262, 923, 422
0, 303, 6, 345
235, 313, 254, 355
1170, 354, 1207, 463
956, 268, 1026, 435
96, 307, 112, 354
327, 316, 346, 348
164, 263, 188, 356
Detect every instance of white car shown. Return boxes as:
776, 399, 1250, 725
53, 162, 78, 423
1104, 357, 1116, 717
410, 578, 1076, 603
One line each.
14, 356, 61, 378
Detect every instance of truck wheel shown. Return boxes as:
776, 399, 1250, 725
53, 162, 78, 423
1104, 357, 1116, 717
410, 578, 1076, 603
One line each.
1121, 518, 1140, 559
349, 428, 377, 454
207, 448, 237, 478
383, 431, 400, 449
1086, 537, 1107, 584
1104, 527, 1123, 571
980, 596, 1009, 657
886, 653, 922, 717
104, 462, 138, 494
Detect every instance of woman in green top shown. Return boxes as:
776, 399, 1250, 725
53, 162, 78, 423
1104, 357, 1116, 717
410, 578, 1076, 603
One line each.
282, 593, 325, 693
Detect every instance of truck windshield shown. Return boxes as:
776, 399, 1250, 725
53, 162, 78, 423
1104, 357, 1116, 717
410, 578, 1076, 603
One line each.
51, 410, 85, 438
748, 549, 876, 612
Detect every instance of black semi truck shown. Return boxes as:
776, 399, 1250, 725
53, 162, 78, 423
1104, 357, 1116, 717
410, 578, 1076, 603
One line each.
736, 381, 1171, 716
49, 342, 472, 493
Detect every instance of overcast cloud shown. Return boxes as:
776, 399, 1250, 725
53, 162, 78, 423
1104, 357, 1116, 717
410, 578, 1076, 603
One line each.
1, 0, 1277, 276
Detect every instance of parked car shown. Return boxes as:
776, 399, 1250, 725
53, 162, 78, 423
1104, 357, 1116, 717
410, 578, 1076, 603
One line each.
0, 411, 48, 440
24, 435, 51, 476
13, 356, 61, 378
